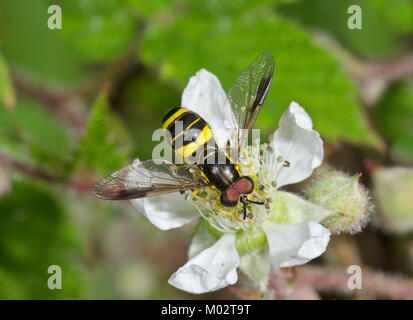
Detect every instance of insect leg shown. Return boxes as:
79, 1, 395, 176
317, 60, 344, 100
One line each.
192, 188, 212, 204
246, 196, 265, 205
213, 200, 250, 224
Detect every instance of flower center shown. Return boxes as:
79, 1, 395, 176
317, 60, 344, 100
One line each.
188, 142, 286, 232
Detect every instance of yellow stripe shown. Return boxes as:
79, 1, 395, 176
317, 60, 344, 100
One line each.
162, 108, 188, 130
200, 171, 210, 184
180, 142, 199, 159
171, 118, 201, 143
225, 152, 233, 163
176, 125, 214, 159
196, 125, 213, 146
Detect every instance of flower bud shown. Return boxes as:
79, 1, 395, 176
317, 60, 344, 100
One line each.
306, 171, 371, 234
372, 167, 413, 233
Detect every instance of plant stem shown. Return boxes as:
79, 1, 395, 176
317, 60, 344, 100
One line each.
292, 265, 413, 299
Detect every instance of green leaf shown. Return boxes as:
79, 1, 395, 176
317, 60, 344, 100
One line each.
373, 81, 413, 163
278, 0, 413, 59
0, 54, 16, 110
76, 88, 133, 175
129, 0, 287, 19
60, 0, 140, 63
370, 0, 413, 34
0, 0, 83, 85
125, 0, 170, 19
0, 179, 85, 299
141, 6, 379, 145
0, 96, 74, 164
117, 73, 180, 160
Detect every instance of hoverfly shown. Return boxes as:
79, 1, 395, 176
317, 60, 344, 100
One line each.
91, 51, 275, 221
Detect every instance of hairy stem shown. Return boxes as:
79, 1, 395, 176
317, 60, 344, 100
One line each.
293, 266, 413, 299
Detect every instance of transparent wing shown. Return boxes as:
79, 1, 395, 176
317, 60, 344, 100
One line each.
227, 51, 275, 154
91, 159, 205, 200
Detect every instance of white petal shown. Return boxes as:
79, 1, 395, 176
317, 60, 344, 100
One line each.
181, 69, 236, 149
131, 193, 199, 230
168, 233, 240, 294
188, 220, 220, 259
270, 101, 323, 188
262, 220, 330, 270
239, 246, 271, 294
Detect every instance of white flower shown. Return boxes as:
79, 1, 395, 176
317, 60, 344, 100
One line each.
129, 69, 332, 294
169, 233, 239, 294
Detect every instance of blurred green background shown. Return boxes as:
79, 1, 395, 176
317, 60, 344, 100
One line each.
0, 0, 413, 299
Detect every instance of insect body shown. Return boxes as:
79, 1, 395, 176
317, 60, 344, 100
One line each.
162, 106, 215, 163
162, 107, 256, 211
91, 51, 275, 221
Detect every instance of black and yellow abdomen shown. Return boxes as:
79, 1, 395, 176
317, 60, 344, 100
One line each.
163, 107, 244, 199
162, 107, 215, 163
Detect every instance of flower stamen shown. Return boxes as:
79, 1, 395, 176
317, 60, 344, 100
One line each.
188, 144, 276, 232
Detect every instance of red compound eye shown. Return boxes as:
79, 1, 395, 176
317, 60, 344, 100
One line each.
220, 187, 239, 207
235, 177, 254, 194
